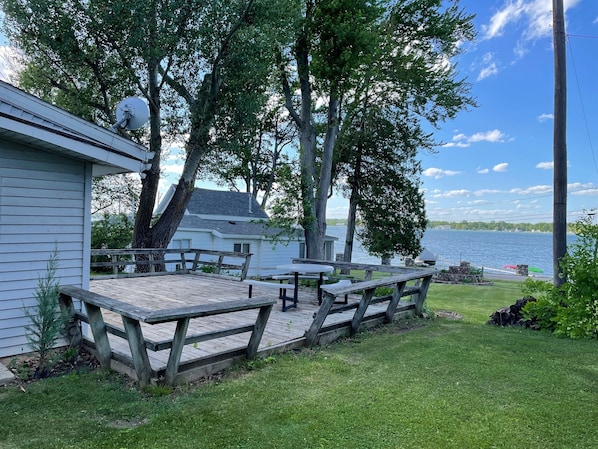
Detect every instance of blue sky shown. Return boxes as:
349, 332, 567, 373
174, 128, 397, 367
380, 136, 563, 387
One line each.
328, 0, 598, 223
414, 0, 598, 224
1, 1, 596, 224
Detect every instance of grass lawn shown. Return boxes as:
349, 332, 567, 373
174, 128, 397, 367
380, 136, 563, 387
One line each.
1, 280, 597, 449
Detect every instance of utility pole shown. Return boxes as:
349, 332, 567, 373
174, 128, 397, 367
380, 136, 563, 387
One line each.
552, 0, 567, 287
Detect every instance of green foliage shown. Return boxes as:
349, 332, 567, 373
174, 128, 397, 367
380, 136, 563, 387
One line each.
522, 214, 598, 339
91, 213, 134, 273
23, 249, 69, 375
91, 213, 134, 249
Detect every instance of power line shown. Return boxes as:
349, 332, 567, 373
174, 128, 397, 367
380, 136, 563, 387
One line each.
566, 36, 598, 175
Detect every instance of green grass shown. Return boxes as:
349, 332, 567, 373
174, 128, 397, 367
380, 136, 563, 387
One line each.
426, 279, 527, 323
1, 280, 597, 449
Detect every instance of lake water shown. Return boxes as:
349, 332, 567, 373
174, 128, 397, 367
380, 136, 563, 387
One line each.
326, 226, 577, 278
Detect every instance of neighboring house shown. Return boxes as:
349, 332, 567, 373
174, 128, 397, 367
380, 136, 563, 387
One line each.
155, 187, 336, 276
0, 81, 152, 357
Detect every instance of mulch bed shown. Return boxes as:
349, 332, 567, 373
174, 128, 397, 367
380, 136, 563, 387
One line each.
1, 347, 100, 386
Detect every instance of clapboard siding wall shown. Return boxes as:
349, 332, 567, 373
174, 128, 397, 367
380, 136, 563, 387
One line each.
171, 227, 302, 277
0, 144, 90, 357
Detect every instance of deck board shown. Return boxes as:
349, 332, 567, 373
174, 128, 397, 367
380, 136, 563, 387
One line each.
87, 274, 395, 374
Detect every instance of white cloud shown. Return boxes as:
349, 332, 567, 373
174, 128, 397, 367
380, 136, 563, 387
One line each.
493, 162, 509, 172
477, 168, 490, 174
422, 167, 461, 179
477, 62, 498, 81
476, 53, 499, 80
482, 0, 582, 42
570, 189, 598, 196
538, 113, 553, 122
569, 183, 597, 195
510, 185, 552, 195
473, 189, 503, 196
446, 129, 508, 148
536, 161, 553, 169
431, 189, 471, 198
470, 129, 507, 143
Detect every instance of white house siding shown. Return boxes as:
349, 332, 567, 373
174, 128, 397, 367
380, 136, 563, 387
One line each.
169, 227, 302, 277
250, 238, 301, 276
0, 143, 89, 357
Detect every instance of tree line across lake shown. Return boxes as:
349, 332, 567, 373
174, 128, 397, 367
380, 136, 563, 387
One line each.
327, 219, 562, 234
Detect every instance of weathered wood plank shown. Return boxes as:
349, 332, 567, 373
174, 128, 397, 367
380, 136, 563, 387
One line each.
305, 293, 337, 346
81, 271, 433, 384
165, 318, 190, 386
414, 275, 433, 314
246, 304, 273, 358
84, 303, 112, 368
351, 289, 375, 335
150, 325, 255, 351
144, 298, 276, 324
61, 285, 151, 321
385, 281, 407, 322
121, 316, 152, 386
58, 293, 82, 348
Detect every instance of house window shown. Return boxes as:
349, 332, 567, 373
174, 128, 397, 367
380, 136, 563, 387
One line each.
234, 243, 251, 253
172, 239, 191, 250
298, 242, 333, 260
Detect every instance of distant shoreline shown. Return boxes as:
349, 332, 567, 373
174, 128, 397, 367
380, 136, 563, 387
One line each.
326, 219, 564, 234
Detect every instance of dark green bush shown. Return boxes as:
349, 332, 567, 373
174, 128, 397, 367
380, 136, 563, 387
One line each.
522, 214, 598, 339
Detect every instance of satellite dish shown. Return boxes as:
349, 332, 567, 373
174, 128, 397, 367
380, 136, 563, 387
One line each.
109, 97, 149, 132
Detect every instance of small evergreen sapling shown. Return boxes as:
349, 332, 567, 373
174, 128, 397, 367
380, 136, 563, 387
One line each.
24, 249, 69, 376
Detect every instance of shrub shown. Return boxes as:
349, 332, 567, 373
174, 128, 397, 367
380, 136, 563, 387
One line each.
522, 214, 598, 339
24, 249, 70, 376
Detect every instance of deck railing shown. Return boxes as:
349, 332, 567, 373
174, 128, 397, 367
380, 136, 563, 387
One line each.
91, 248, 252, 280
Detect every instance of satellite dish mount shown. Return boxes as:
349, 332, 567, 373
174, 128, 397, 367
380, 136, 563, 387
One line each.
108, 97, 149, 132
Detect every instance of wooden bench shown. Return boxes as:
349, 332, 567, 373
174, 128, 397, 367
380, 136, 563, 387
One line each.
306, 269, 436, 345
59, 285, 275, 386
321, 279, 352, 304
242, 279, 297, 312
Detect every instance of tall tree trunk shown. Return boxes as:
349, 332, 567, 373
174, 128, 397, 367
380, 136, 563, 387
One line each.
133, 61, 162, 251
342, 184, 359, 275
552, 0, 567, 287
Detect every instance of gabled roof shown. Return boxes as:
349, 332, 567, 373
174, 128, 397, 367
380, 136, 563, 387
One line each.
0, 81, 153, 176
155, 186, 270, 219
186, 188, 269, 220
179, 216, 300, 238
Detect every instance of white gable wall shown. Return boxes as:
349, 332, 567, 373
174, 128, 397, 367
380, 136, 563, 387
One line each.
170, 227, 302, 277
0, 143, 90, 357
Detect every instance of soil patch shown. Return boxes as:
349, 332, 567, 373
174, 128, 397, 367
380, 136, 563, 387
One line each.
1, 347, 100, 386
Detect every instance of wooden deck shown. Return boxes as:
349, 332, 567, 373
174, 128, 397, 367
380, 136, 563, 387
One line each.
79, 272, 418, 383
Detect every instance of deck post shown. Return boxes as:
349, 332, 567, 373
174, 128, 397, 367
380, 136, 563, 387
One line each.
305, 292, 336, 346
351, 289, 375, 335
58, 293, 83, 349
84, 303, 113, 368
385, 281, 407, 322
165, 318, 191, 386
413, 275, 433, 315
246, 304, 274, 357
121, 316, 152, 386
